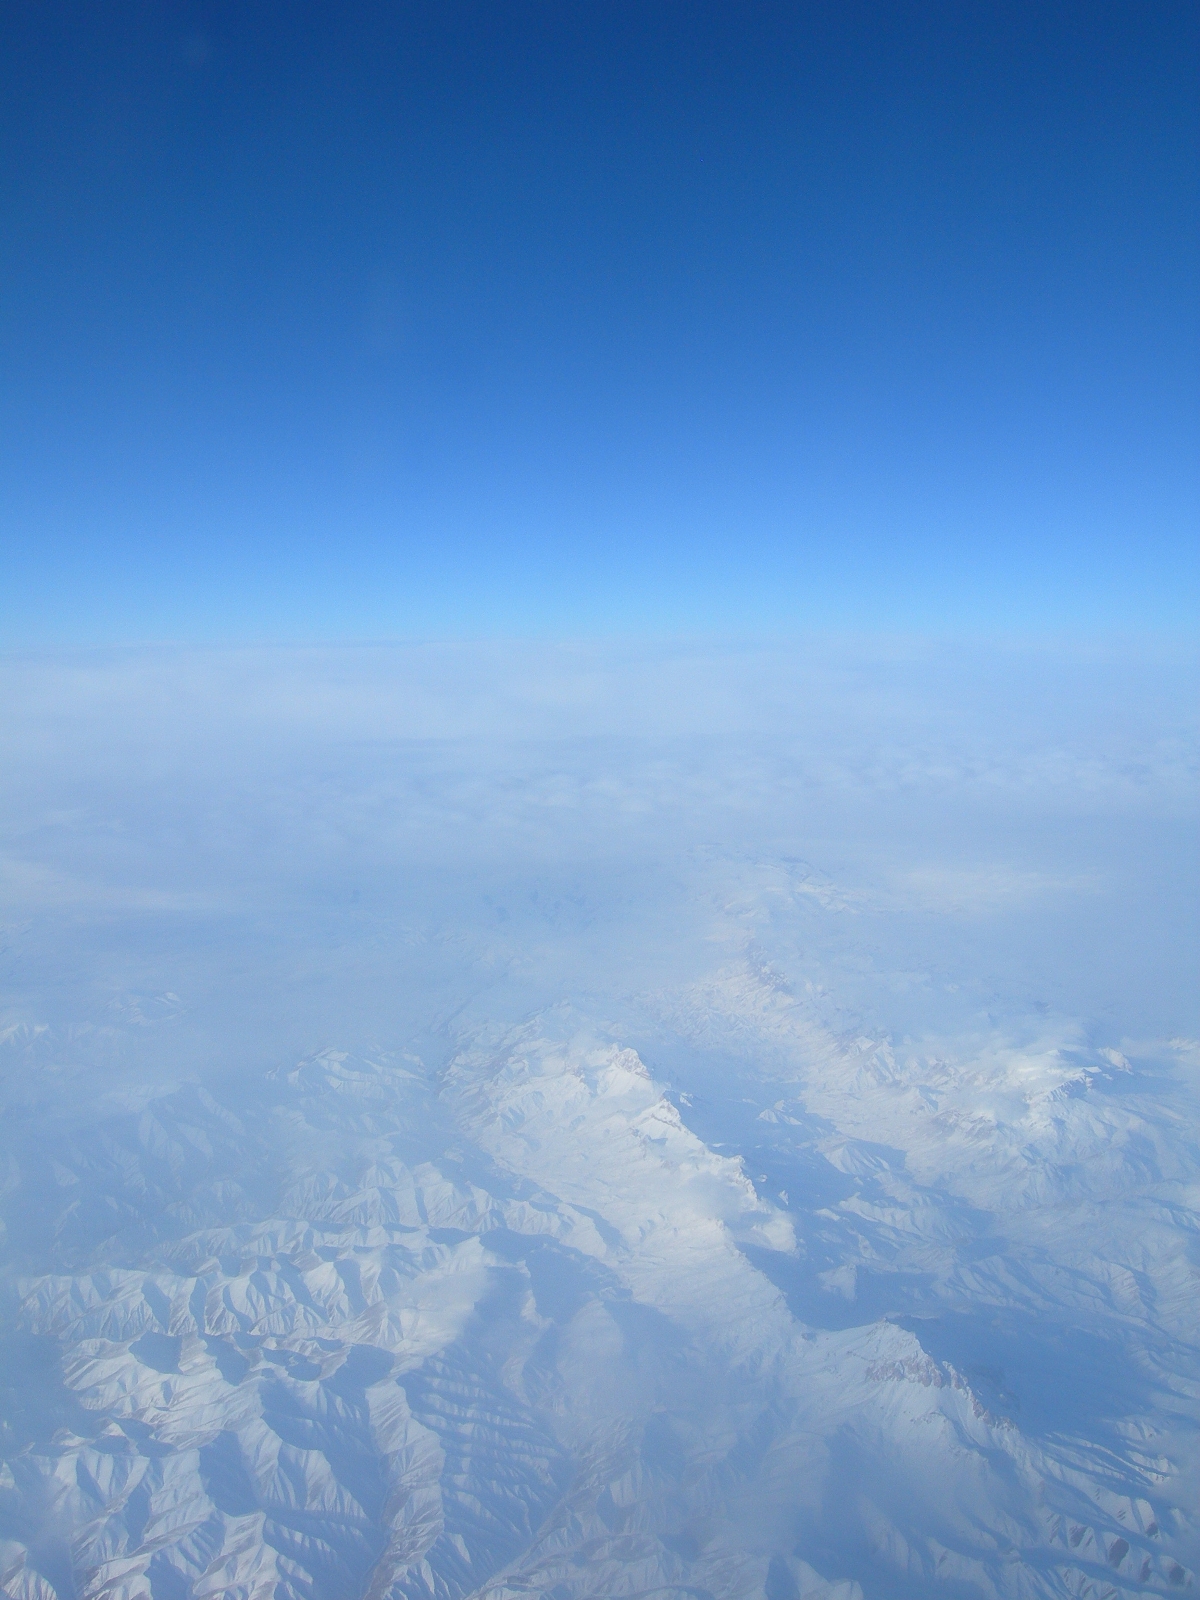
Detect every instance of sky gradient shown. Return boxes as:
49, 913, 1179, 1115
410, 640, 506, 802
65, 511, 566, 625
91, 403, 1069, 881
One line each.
1, 1, 1196, 642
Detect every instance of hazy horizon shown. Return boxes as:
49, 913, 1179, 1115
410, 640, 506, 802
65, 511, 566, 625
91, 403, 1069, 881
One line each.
2, 4, 1197, 1597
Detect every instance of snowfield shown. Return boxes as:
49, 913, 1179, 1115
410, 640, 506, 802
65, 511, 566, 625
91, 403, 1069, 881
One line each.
2, 991, 1197, 1599
0, 642, 1196, 1598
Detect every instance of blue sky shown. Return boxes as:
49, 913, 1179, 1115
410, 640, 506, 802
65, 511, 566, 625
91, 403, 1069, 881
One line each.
1, 1, 1196, 642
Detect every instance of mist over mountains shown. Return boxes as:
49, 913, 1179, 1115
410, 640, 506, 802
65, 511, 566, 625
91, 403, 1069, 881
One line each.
1, 641, 1197, 1600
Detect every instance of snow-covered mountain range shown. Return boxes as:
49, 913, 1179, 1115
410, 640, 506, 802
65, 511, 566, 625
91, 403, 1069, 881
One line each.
3, 958, 1197, 1599
1, 643, 1196, 1598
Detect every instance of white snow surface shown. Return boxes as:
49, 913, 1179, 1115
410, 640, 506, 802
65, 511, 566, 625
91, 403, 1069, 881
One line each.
0, 641, 1197, 1600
